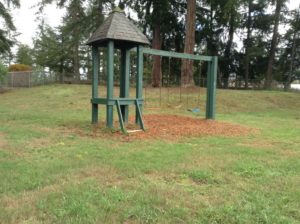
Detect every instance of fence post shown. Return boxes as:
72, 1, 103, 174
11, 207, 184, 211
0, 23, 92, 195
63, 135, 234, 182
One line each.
28, 72, 31, 88
206, 56, 217, 119
11, 73, 14, 88
43, 71, 45, 85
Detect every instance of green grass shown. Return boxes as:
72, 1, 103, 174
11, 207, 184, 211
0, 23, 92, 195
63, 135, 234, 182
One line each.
0, 84, 299, 223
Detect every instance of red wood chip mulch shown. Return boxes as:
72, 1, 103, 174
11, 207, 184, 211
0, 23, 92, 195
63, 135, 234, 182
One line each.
124, 114, 255, 140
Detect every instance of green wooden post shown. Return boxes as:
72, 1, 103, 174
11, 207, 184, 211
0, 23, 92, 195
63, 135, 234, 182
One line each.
92, 46, 99, 124
120, 48, 130, 123
206, 56, 217, 119
136, 45, 143, 125
107, 41, 114, 128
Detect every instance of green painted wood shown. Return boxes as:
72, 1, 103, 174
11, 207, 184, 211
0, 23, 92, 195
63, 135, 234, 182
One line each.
142, 48, 213, 62
107, 40, 114, 128
116, 100, 126, 133
206, 56, 218, 119
92, 98, 144, 105
136, 45, 144, 125
120, 48, 130, 123
91, 46, 99, 124
135, 99, 145, 131
206, 61, 212, 119
91, 98, 107, 104
92, 104, 98, 124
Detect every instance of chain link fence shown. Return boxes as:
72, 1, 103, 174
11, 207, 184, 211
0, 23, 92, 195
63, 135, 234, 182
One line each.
0, 71, 56, 91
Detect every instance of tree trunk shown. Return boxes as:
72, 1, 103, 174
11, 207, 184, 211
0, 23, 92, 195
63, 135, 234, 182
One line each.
265, 0, 283, 89
244, 0, 252, 89
207, 1, 218, 56
284, 33, 296, 90
151, 24, 162, 87
285, 6, 299, 90
96, 0, 104, 25
223, 11, 235, 88
73, 43, 80, 81
181, 0, 196, 87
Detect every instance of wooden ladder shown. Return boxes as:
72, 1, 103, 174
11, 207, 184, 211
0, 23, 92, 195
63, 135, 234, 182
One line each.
115, 99, 145, 134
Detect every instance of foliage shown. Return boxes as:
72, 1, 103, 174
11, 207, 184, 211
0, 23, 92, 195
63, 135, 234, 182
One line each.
28, 0, 300, 87
0, 60, 8, 81
8, 63, 32, 72
0, 0, 20, 54
15, 44, 34, 66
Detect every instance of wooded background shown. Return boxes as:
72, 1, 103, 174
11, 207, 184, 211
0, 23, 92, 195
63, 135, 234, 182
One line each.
1, 0, 300, 89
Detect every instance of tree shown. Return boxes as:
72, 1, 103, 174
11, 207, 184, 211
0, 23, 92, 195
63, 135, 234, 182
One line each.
36, 0, 112, 80
16, 44, 33, 66
286, 5, 300, 88
0, 60, 8, 83
243, 0, 253, 89
125, 0, 178, 87
219, 0, 241, 88
33, 23, 70, 77
279, 5, 300, 89
237, 0, 272, 88
181, 0, 196, 87
265, 0, 286, 89
0, 0, 20, 56
62, 0, 85, 80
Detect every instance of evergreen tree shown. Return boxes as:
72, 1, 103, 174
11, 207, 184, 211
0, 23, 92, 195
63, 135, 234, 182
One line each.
16, 44, 33, 66
181, 0, 196, 87
279, 5, 300, 89
0, 0, 20, 57
265, 0, 287, 89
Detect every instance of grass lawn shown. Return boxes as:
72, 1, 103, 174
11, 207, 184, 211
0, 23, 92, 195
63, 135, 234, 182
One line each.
0, 84, 299, 224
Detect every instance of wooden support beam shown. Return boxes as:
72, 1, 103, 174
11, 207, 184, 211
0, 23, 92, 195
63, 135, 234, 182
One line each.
116, 100, 126, 133
136, 45, 143, 125
206, 56, 218, 119
120, 48, 130, 123
91, 46, 99, 124
107, 41, 114, 128
142, 48, 213, 62
135, 99, 145, 131
91, 98, 144, 105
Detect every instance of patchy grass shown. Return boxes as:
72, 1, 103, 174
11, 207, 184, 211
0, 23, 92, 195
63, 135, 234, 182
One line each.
0, 84, 299, 223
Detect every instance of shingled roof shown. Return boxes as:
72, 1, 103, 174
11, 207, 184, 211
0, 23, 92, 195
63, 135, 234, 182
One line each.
87, 8, 150, 47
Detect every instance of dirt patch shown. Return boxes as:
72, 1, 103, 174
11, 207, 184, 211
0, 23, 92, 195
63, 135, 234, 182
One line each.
124, 114, 255, 140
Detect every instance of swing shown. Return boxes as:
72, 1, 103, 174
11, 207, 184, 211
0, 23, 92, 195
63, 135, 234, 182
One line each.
187, 60, 202, 115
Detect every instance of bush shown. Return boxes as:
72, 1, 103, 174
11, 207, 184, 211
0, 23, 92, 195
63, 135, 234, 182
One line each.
0, 61, 8, 82
8, 64, 32, 72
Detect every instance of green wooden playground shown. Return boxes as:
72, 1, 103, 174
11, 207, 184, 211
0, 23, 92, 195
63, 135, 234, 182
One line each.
87, 8, 217, 133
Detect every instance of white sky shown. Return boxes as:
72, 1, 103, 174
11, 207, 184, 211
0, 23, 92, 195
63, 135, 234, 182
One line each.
11, 0, 300, 47
11, 1, 65, 47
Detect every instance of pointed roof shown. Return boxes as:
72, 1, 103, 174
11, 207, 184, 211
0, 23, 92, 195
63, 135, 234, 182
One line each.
87, 8, 150, 47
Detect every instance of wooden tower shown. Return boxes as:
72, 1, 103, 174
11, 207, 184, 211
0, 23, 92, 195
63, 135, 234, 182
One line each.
87, 7, 150, 133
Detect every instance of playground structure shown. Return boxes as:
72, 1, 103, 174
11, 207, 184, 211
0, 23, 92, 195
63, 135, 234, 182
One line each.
87, 8, 217, 133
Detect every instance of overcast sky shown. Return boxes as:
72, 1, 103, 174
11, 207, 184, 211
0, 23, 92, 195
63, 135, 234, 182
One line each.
12, 1, 65, 47
11, 0, 300, 48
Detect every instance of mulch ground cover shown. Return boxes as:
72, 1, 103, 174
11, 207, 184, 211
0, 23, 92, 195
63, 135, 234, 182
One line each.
123, 114, 254, 140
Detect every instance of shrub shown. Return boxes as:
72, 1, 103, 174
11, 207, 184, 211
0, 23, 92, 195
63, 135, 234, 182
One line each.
0, 61, 8, 82
8, 64, 32, 72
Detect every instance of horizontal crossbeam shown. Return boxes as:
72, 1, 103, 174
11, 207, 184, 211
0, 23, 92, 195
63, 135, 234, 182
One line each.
91, 98, 144, 106
142, 48, 213, 62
